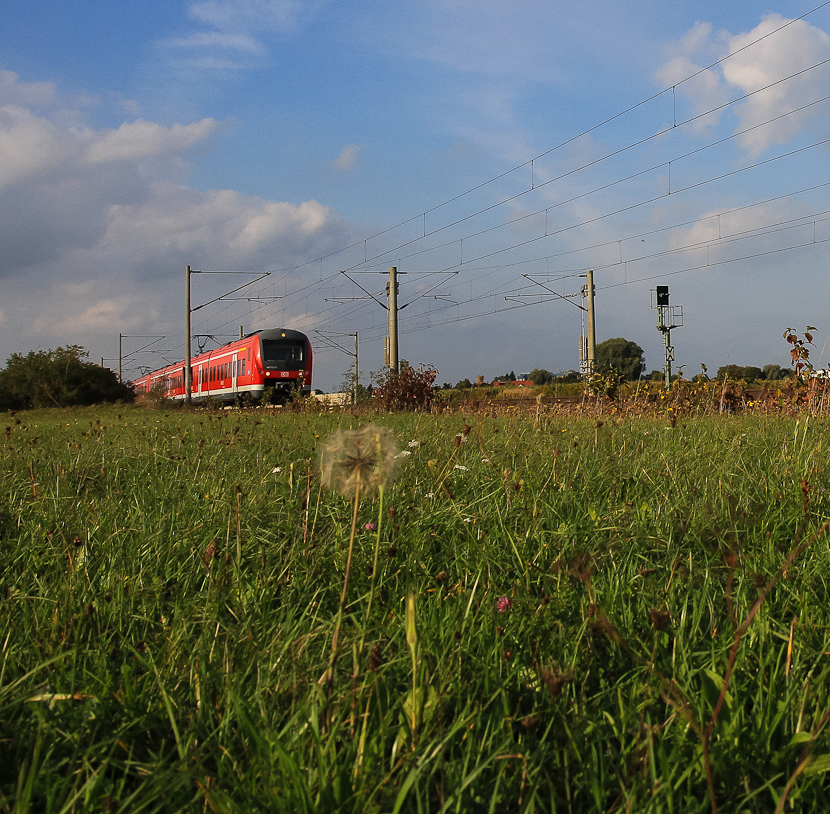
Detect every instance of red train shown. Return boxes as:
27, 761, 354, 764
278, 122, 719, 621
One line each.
133, 328, 312, 404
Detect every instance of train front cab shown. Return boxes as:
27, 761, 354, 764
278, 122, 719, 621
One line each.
256, 329, 312, 402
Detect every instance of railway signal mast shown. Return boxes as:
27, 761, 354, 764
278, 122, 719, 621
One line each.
652, 285, 683, 389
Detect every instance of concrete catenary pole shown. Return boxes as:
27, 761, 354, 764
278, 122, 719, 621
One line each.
118, 333, 123, 382
388, 266, 399, 374
185, 265, 192, 405
586, 269, 596, 374
353, 332, 359, 406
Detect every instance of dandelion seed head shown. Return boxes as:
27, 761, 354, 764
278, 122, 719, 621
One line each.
318, 424, 400, 498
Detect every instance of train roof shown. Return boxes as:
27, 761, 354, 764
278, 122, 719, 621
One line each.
254, 328, 309, 342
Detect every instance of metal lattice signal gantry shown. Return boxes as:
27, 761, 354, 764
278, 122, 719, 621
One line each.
651, 286, 683, 389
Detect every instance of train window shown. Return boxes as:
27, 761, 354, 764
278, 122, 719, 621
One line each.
262, 340, 304, 364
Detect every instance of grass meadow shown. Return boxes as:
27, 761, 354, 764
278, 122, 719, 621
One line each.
2, 403, 830, 812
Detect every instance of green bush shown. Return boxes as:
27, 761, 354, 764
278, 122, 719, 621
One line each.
0, 345, 134, 410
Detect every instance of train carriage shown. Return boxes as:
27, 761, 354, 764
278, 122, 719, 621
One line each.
133, 328, 312, 404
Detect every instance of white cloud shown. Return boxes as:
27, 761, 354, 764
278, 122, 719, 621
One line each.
187, 0, 322, 34
678, 21, 714, 55
0, 69, 56, 107
668, 197, 818, 273
722, 15, 830, 155
0, 105, 76, 190
335, 144, 361, 172
652, 57, 730, 133
0, 75, 349, 365
655, 14, 830, 155
47, 297, 147, 334
94, 183, 342, 271
160, 0, 330, 75
0, 106, 220, 193
164, 31, 265, 54
84, 119, 220, 164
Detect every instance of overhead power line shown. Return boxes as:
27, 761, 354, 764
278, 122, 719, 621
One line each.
163, 1, 830, 365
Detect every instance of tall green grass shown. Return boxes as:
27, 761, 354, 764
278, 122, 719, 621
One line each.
2, 405, 830, 812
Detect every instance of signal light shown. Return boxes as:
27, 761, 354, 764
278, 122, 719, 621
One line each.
656, 286, 669, 306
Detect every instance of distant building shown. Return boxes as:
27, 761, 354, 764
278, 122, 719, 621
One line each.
491, 379, 534, 388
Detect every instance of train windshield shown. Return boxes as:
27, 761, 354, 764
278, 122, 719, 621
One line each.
262, 339, 305, 368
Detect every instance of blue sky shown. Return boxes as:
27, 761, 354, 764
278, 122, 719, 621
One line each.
3, 0, 830, 389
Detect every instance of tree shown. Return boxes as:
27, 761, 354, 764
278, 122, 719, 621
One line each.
762, 364, 788, 381
595, 338, 645, 380
0, 346, 135, 410
716, 365, 762, 382
338, 365, 372, 404
528, 368, 554, 385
